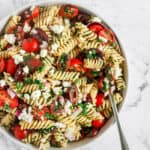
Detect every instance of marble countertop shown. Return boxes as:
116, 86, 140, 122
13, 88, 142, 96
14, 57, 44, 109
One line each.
0, 0, 150, 150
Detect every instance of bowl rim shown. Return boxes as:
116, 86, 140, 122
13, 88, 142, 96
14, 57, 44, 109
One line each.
0, 0, 128, 150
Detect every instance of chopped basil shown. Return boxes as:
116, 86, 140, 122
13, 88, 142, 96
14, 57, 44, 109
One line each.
50, 90, 55, 98
37, 65, 45, 72
51, 142, 60, 148
34, 79, 43, 89
3, 104, 9, 110
55, 102, 61, 111
74, 78, 79, 84
60, 53, 68, 64
58, 90, 63, 96
78, 103, 88, 116
45, 113, 56, 120
90, 70, 100, 77
40, 126, 56, 134
87, 50, 96, 59
16, 82, 23, 90
24, 54, 31, 62
24, 77, 32, 84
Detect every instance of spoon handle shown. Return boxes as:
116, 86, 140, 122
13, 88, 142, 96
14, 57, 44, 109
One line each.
109, 94, 129, 150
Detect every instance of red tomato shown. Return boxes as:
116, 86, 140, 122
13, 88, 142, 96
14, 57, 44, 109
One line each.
8, 97, 18, 108
96, 93, 104, 106
88, 22, 104, 34
59, 5, 79, 19
0, 58, 5, 73
92, 119, 104, 128
0, 90, 18, 109
98, 29, 114, 41
69, 58, 82, 67
13, 125, 28, 140
26, 57, 42, 71
22, 38, 40, 53
6, 58, 16, 75
34, 106, 49, 120
32, 6, 40, 18
98, 77, 104, 88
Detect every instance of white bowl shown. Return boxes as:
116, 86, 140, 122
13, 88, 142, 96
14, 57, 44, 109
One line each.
0, 1, 128, 149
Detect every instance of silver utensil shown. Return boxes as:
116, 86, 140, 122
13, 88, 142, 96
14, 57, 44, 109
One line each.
109, 92, 129, 150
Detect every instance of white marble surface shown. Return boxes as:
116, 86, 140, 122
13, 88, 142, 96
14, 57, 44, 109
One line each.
0, 0, 150, 150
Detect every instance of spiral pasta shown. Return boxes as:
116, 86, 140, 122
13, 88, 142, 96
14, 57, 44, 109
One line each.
75, 22, 97, 41
0, 37, 8, 50
23, 132, 43, 146
76, 115, 91, 127
4, 16, 21, 33
18, 84, 39, 93
68, 47, 82, 59
0, 47, 19, 58
52, 38, 77, 56
83, 58, 103, 69
48, 69, 80, 81
34, 6, 60, 27
115, 77, 126, 91
20, 120, 55, 130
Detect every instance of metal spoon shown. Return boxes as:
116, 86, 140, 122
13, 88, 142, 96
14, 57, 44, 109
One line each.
109, 92, 129, 150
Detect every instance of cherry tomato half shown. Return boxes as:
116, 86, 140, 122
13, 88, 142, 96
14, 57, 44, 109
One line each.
6, 58, 17, 75
92, 119, 104, 128
0, 58, 5, 73
32, 6, 40, 18
59, 5, 79, 19
13, 125, 28, 140
22, 38, 40, 53
88, 22, 104, 34
96, 93, 104, 106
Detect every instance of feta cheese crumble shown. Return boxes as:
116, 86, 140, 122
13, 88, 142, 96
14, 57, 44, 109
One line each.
24, 93, 30, 100
64, 101, 72, 115
40, 41, 48, 49
51, 43, 59, 53
90, 16, 102, 23
55, 122, 66, 129
50, 25, 64, 34
31, 90, 41, 101
62, 81, 71, 88
4, 34, 16, 45
0, 80, 6, 87
18, 107, 33, 123
19, 49, 26, 55
40, 49, 48, 58
13, 54, 24, 64
65, 126, 76, 141
53, 87, 62, 95
23, 66, 29, 74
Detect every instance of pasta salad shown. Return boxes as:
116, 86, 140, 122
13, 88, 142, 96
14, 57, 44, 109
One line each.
0, 4, 126, 149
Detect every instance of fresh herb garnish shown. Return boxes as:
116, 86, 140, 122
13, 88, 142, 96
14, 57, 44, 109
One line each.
24, 54, 31, 62
24, 77, 32, 84
87, 49, 96, 59
74, 78, 79, 84
58, 90, 63, 96
78, 103, 88, 116
34, 79, 43, 89
50, 90, 55, 98
40, 126, 56, 134
37, 65, 45, 72
16, 82, 23, 90
45, 113, 56, 120
90, 70, 100, 77
3, 104, 9, 110
60, 53, 68, 64
55, 102, 61, 111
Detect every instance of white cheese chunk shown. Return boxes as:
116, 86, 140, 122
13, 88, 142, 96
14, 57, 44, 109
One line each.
64, 18, 70, 27
40, 41, 48, 49
23, 23, 31, 32
0, 80, 6, 87
53, 87, 62, 95
24, 93, 30, 100
19, 49, 26, 55
8, 77, 14, 82
23, 66, 29, 74
65, 126, 76, 141
64, 101, 72, 115
90, 16, 102, 23
42, 91, 50, 100
55, 122, 66, 128
50, 25, 64, 34
51, 43, 59, 53
62, 81, 71, 88
31, 90, 41, 101
40, 49, 48, 58
18, 108, 33, 123
4, 34, 16, 45
13, 54, 24, 64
